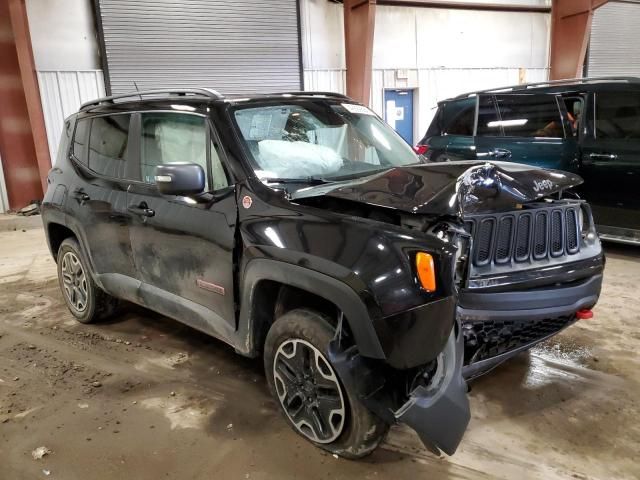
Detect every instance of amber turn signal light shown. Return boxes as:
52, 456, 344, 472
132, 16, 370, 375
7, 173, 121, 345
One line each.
416, 252, 436, 292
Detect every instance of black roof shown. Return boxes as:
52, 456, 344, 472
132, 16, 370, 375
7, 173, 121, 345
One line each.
79, 88, 352, 112
441, 76, 640, 104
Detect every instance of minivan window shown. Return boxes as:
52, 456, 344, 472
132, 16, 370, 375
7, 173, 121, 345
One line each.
476, 96, 500, 136
89, 114, 132, 178
72, 118, 90, 165
596, 92, 640, 140
493, 95, 563, 138
442, 98, 475, 136
141, 112, 218, 190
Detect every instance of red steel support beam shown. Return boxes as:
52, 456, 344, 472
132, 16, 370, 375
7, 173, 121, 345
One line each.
550, 0, 609, 80
8, 0, 51, 192
344, 0, 376, 105
0, 0, 47, 210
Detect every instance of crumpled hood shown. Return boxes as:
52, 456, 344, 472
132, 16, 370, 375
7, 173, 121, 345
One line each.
291, 161, 583, 217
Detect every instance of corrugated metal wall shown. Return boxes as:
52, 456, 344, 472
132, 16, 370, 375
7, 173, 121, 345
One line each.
588, 1, 640, 77
37, 70, 106, 164
97, 0, 302, 95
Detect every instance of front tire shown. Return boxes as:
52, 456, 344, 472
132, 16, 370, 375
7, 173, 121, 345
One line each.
57, 237, 118, 324
264, 308, 389, 459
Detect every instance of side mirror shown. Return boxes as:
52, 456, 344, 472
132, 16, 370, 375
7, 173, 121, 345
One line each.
155, 163, 205, 196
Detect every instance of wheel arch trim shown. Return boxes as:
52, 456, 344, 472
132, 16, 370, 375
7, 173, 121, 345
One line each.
236, 258, 386, 360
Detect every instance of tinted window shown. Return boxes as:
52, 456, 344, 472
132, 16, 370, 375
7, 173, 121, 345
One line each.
596, 92, 640, 139
89, 114, 131, 178
424, 108, 443, 138
442, 98, 475, 136
72, 118, 90, 164
476, 96, 500, 136
141, 112, 228, 191
494, 95, 563, 138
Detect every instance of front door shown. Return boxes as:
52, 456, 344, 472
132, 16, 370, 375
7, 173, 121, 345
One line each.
579, 90, 640, 236
475, 94, 577, 171
385, 89, 414, 145
127, 111, 238, 333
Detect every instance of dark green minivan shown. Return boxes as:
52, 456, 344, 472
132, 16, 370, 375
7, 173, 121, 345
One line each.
417, 77, 640, 245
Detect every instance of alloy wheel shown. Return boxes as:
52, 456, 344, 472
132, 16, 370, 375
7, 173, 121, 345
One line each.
273, 338, 346, 444
61, 251, 88, 312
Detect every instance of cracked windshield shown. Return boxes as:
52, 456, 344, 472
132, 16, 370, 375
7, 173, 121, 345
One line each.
233, 101, 420, 182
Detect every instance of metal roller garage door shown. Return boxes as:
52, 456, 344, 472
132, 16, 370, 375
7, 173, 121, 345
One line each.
587, 1, 640, 77
95, 0, 302, 95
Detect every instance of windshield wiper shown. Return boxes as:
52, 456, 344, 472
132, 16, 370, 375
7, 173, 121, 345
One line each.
261, 177, 330, 185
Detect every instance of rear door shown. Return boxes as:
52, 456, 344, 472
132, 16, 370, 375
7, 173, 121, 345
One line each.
475, 93, 577, 170
579, 90, 640, 235
127, 111, 238, 331
66, 113, 139, 284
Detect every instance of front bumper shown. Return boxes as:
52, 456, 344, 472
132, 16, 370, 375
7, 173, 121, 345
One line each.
459, 274, 603, 378
329, 327, 470, 456
393, 326, 470, 455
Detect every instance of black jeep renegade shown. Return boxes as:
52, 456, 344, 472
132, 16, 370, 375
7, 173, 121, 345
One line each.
42, 89, 605, 458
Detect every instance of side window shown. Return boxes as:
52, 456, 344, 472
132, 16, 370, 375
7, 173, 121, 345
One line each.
476, 96, 500, 136
494, 95, 563, 138
141, 113, 211, 189
72, 118, 90, 165
88, 114, 132, 178
442, 98, 475, 136
596, 92, 640, 140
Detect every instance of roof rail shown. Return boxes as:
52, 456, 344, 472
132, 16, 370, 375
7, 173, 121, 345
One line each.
80, 88, 224, 110
451, 76, 640, 100
280, 91, 351, 100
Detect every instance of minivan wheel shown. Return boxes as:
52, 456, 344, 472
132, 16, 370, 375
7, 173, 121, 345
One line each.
57, 238, 118, 324
264, 308, 389, 459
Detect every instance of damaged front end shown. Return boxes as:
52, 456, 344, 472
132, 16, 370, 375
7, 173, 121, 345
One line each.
328, 324, 470, 456
294, 160, 602, 453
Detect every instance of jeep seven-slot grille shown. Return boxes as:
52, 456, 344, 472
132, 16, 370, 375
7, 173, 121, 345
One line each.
465, 204, 581, 267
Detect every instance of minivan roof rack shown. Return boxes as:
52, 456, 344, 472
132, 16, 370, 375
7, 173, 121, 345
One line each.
80, 88, 224, 110
451, 76, 640, 100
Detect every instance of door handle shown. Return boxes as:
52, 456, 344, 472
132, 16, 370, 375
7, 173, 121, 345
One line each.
589, 153, 618, 161
72, 190, 90, 203
128, 203, 155, 218
490, 148, 512, 159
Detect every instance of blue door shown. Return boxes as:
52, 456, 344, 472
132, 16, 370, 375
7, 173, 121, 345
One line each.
384, 89, 414, 145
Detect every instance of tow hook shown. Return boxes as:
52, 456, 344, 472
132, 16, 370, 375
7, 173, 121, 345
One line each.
576, 309, 594, 320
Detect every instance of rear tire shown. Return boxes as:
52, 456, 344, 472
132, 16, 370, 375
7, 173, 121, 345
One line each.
57, 237, 118, 324
264, 308, 389, 459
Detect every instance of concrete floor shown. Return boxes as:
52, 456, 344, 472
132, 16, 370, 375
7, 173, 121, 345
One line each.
0, 226, 638, 480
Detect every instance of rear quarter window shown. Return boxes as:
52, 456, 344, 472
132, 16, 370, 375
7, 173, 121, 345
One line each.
88, 114, 132, 178
442, 98, 475, 136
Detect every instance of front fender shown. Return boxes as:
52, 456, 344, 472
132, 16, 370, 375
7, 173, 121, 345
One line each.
236, 258, 386, 360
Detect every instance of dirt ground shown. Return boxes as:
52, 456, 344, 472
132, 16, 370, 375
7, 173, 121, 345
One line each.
0, 226, 639, 480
